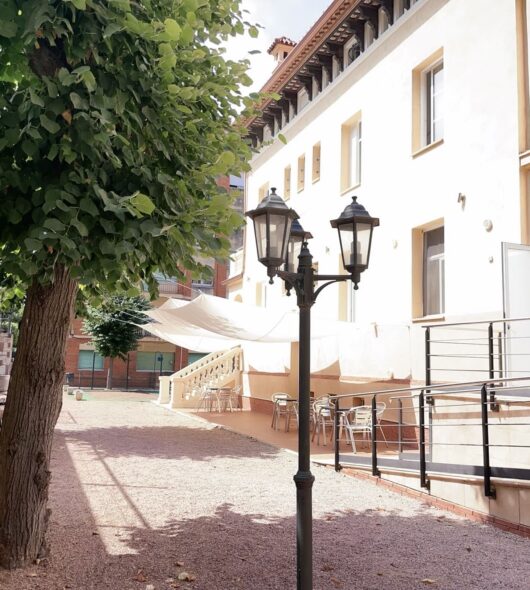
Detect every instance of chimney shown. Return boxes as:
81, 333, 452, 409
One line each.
267, 37, 297, 69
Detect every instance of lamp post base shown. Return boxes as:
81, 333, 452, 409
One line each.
294, 470, 315, 590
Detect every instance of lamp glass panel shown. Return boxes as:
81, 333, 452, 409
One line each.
286, 235, 303, 273
269, 213, 291, 261
338, 222, 355, 268
253, 213, 268, 260
355, 222, 372, 266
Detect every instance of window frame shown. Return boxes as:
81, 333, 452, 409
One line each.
412, 49, 444, 155
284, 165, 291, 199
312, 143, 321, 184
341, 113, 362, 194
297, 154, 306, 192
412, 219, 445, 319
136, 351, 175, 373
78, 350, 104, 371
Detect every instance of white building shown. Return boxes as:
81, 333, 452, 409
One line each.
227, 0, 530, 392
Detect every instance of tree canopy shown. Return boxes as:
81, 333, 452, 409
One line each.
83, 294, 150, 361
0, 0, 255, 296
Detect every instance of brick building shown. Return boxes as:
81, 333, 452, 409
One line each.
64, 262, 228, 391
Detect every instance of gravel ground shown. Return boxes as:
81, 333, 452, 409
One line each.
1, 391, 529, 590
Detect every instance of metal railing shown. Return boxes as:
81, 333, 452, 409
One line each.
425, 317, 530, 386
333, 376, 530, 498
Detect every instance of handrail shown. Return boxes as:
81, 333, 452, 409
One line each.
422, 315, 530, 329
333, 375, 530, 401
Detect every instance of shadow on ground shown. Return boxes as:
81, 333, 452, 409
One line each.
1, 429, 528, 590
61, 424, 281, 462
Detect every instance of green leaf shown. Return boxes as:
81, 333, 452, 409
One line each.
164, 18, 181, 41
69, 0, 86, 9
80, 198, 99, 217
24, 238, 42, 252
69, 92, 88, 110
29, 89, 45, 108
103, 23, 122, 38
278, 133, 288, 145
80, 70, 97, 92
21, 139, 38, 158
130, 193, 156, 215
43, 218, 66, 232
248, 26, 259, 38
47, 144, 59, 161
40, 115, 61, 134
0, 19, 17, 38
71, 218, 89, 237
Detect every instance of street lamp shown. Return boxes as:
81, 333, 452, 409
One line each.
246, 188, 379, 590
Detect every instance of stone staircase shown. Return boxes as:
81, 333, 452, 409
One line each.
158, 346, 243, 409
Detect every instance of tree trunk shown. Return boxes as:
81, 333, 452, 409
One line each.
106, 357, 114, 390
0, 265, 78, 569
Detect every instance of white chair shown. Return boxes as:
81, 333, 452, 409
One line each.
271, 393, 297, 431
196, 385, 221, 413
342, 403, 390, 452
312, 397, 333, 446
343, 405, 372, 453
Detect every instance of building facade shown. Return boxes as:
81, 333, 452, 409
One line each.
228, 0, 530, 400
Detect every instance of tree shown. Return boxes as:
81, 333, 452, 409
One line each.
0, 0, 255, 569
83, 295, 150, 389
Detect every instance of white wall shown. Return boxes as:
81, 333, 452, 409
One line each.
236, 0, 523, 382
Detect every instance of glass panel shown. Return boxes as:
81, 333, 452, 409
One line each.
355, 222, 372, 266
136, 351, 175, 372
423, 226, 445, 315
78, 350, 104, 370
253, 213, 268, 260
269, 214, 290, 261
286, 235, 303, 273
432, 63, 444, 142
348, 123, 361, 187
338, 223, 355, 268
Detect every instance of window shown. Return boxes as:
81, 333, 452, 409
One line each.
258, 182, 269, 202
423, 226, 445, 316
424, 62, 444, 145
412, 49, 444, 153
78, 350, 104, 370
136, 351, 175, 372
412, 222, 445, 317
297, 154, 305, 192
312, 143, 321, 183
341, 115, 362, 192
284, 165, 291, 199
255, 281, 267, 307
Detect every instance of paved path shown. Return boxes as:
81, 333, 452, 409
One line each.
2, 391, 529, 589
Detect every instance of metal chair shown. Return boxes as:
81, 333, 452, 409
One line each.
312, 397, 334, 445
271, 393, 298, 431
342, 402, 390, 452
343, 405, 372, 452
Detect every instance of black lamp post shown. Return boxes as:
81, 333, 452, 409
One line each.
246, 188, 379, 590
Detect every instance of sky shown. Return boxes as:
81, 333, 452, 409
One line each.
224, 0, 332, 93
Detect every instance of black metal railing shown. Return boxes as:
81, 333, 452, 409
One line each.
425, 317, 530, 386
333, 376, 530, 498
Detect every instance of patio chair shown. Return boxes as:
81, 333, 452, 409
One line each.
342, 402, 390, 452
312, 397, 334, 446
195, 385, 221, 413
342, 405, 372, 453
271, 393, 298, 431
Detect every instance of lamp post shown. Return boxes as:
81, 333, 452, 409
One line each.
246, 188, 379, 590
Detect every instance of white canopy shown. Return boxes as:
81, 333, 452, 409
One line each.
142, 294, 411, 378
